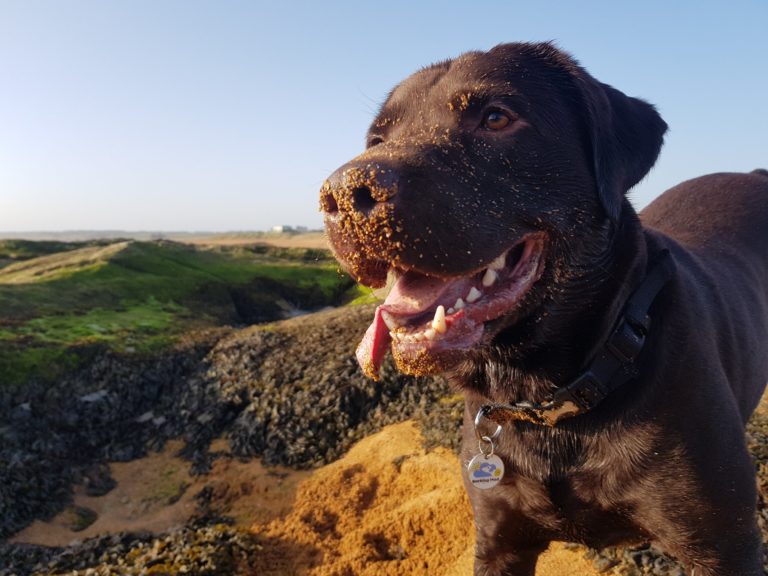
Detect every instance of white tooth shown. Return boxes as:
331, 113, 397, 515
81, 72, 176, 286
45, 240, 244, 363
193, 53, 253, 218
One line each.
432, 305, 447, 334
403, 334, 414, 343
454, 298, 465, 310
425, 328, 436, 340
415, 332, 425, 341
467, 287, 482, 303
447, 307, 455, 315
482, 268, 498, 287
489, 252, 507, 270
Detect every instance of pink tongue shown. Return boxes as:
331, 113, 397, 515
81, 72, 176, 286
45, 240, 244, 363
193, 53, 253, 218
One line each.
382, 273, 453, 314
356, 307, 390, 380
356, 273, 456, 379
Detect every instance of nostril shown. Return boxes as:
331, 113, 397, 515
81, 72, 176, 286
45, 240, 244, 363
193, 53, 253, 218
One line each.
320, 189, 339, 214
352, 186, 377, 214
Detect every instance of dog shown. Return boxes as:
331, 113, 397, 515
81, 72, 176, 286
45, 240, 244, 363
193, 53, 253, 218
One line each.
319, 42, 768, 575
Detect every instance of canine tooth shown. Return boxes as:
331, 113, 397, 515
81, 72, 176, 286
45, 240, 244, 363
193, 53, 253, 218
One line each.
482, 268, 498, 287
467, 287, 482, 303
454, 298, 465, 310
425, 328, 436, 340
489, 252, 507, 270
432, 305, 447, 333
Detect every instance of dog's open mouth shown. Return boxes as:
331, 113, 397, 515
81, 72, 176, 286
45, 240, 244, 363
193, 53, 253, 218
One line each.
357, 232, 547, 378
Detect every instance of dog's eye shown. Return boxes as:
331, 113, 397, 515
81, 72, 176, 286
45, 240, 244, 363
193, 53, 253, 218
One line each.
483, 111, 512, 131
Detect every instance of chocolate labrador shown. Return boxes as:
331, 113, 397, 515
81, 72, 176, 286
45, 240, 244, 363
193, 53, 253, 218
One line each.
319, 42, 768, 575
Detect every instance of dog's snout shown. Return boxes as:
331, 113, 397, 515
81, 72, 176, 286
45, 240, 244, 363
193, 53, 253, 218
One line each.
320, 163, 399, 218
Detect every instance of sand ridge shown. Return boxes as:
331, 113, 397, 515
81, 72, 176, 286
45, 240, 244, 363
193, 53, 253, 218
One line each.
250, 421, 601, 576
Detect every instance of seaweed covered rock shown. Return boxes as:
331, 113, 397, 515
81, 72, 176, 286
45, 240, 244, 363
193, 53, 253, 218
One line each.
0, 524, 259, 576
0, 305, 461, 540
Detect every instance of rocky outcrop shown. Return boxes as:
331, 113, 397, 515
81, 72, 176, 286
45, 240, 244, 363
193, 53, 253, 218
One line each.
2, 304, 767, 575
0, 305, 461, 543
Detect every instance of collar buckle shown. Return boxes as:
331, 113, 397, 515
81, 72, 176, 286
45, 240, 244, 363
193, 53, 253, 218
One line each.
552, 371, 607, 412
607, 316, 647, 364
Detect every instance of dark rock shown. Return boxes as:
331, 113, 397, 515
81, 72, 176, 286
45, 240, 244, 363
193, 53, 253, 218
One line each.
61, 505, 98, 532
81, 463, 116, 497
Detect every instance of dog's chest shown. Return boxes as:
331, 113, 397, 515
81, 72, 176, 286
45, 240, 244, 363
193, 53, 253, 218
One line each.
542, 474, 646, 546
468, 424, 654, 546
469, 468, 647, 548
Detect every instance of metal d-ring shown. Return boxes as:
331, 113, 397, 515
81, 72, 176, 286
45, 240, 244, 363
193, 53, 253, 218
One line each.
478, 435, 495, 457
473, 405, 503, 443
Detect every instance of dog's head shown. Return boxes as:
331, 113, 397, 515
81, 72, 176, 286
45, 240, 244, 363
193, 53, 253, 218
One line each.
320, 42, 666, 383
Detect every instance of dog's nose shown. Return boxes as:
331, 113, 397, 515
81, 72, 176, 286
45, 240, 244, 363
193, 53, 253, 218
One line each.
320, 162, 399, 218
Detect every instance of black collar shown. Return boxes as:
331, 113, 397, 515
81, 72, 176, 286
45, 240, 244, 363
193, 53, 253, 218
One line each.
477, 249, 676, 427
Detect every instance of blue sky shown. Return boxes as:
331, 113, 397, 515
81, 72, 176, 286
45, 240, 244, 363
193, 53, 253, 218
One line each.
1, 0, 766, 232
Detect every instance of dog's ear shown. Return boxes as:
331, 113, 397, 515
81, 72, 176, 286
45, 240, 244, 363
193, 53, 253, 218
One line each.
575, 75, 668, 222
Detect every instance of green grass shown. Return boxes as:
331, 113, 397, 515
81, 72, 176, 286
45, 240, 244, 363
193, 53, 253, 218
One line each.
0, 239, 106, 262
13, 297, 180, 346
0, 344, 82, 390
0, 238, 122, 271
0, 240, 356, 388
343, 284, 381, 306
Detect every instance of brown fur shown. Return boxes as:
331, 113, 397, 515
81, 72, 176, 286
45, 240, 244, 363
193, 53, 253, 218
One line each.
321, 42, 768, 575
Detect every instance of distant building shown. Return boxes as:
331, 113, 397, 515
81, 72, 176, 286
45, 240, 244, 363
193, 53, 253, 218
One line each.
270, 225, 309, 233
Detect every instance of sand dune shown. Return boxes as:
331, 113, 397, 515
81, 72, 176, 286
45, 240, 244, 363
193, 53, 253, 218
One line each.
250, 421, 601, 576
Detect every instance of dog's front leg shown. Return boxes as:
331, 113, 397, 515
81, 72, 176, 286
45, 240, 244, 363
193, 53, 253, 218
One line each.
466, 458, 557, 575
473, 545, 546, 576
470, 500, 550, 576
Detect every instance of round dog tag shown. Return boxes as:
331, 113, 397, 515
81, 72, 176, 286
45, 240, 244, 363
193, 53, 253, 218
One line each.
467, 453, 505, 490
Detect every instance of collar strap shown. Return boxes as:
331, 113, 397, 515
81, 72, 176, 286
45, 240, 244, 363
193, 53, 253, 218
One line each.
478, 249, 676, 428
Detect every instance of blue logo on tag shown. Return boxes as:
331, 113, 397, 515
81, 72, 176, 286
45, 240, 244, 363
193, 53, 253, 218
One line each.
472, 462, 497, 478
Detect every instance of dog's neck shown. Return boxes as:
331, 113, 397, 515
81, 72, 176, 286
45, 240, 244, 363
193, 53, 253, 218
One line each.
451, 204, 649, 406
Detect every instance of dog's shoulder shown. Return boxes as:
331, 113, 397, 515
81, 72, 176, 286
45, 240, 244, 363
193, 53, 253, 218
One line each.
639, 171, 768, 262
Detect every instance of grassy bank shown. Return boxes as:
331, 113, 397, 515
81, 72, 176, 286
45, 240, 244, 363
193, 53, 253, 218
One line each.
0, 240, 356, 388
